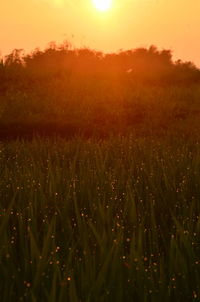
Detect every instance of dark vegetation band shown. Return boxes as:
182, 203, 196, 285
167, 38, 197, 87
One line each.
1, 42, 200, 85
0, 42, 200, 140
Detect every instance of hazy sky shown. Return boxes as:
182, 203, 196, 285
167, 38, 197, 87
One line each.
1, 0, 200, 66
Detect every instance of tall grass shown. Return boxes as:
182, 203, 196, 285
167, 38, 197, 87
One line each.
0, 135, 200, 301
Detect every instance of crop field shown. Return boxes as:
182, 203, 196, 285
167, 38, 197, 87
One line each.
0, 135, 200, 301
1, 46, 200, 301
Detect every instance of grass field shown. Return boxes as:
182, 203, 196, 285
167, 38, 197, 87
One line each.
0, 135, 200, 301
1, 46, 200, 301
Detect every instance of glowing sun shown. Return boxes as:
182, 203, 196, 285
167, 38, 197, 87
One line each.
92, 0, 112, 12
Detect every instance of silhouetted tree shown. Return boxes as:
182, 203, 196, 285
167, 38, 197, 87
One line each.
0, 42, 200, 84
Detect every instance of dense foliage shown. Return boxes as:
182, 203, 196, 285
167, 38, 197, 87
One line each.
0, 43, 200, 139
1, 43, 200, 83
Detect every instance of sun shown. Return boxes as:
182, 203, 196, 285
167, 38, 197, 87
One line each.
92, 0, 112, 12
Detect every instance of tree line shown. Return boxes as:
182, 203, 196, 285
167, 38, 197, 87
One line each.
0, 42, 200, 88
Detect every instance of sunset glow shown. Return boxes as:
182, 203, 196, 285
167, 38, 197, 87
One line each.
1, 1, 200, 66
92, 0, 112, 12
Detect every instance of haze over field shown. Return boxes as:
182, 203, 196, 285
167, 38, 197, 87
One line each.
1, 1, 200, 301
1, 0, 200, 66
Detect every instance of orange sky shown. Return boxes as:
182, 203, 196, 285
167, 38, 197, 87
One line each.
1, 0, 200, 66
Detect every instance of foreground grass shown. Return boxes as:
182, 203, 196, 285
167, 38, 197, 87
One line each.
0, 135, 200, 301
